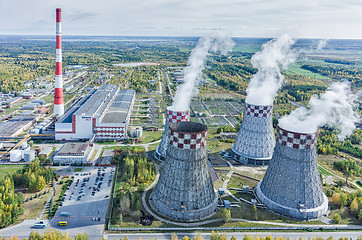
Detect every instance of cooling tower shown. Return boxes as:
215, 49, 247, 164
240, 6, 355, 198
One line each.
54, 8, 64, 116
154, 107, 190, 161
231, 102, 275, 165
256, 126, 328, 220
150, 122, 218, 222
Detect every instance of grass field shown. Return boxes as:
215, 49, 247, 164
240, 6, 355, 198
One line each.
140, 130, 163, 144
207, 140, 233, 154
0, 165, 24, 179
287, 64, 330, 80
19, 185, 52, 220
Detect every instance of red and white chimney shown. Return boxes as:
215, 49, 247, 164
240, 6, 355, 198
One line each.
54, 8, 64, 116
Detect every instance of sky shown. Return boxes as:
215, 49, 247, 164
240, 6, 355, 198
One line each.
0, 0, 362, 39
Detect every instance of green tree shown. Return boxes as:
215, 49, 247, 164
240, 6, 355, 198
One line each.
36, 175, 46, 191
221, 208, 231, 223
74, 232, 90, 240
350, 198, 359, 215
170, 232, 178, 240
333, 213, 341, 224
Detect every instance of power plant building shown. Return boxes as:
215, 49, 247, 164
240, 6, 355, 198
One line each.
231, 102, 275, 165
151, 122, 218, 222
53, 142, 94, 165
256, 126, 328, 220
55, 85, 135, 141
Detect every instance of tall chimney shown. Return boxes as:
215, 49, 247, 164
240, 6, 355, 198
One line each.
154, 107, 190, 161
231, 102, 275, 165
255, 126, 328, 219
54, 8, 64, 117
151, 122, 218, 221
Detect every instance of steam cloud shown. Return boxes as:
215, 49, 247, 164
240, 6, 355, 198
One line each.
246, 34, 296, 106
317, 39, 328, 50
278, 82, 360, 140
170, 34, 234, 111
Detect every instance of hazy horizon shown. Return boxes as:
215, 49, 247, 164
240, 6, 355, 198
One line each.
1, 0, 362, 39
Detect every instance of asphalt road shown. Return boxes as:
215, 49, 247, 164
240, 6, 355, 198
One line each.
107, 231, 362, 240
0, 219, 104, 239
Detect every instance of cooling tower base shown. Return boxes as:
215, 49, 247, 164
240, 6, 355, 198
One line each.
256, 182, 328, 220
154, 148, 165, 161
150, 192, 218, 222
230, 145, 271, 166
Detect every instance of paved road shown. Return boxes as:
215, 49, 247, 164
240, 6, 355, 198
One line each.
106, 231, 362, 240
0, 220, 104, 239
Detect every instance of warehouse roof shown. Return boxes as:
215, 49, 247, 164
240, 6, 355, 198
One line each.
100, 89, 135, 124
58, 142, 91, 156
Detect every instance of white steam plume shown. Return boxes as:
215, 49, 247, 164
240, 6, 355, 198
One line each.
317, 39, 328, 50
170, 34, 234, 111
278, 82, 360, 140
246, 34, 296, 106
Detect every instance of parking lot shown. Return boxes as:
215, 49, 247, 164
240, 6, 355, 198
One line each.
50, 166, 115, 229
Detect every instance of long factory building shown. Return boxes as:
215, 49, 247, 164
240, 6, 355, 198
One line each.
55, 85, 135, 141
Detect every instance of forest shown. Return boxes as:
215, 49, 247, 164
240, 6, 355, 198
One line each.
0, 161, 54, 228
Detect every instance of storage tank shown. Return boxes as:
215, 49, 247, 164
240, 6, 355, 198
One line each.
20, 141, 28, 150
24, 150, 36, 162
10, 150, 22, 162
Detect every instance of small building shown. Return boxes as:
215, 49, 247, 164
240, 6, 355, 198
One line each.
242, 185, 250, 193
34, 107, 47, 114
53, 142, 94, 165
218, 188, 225, 195
129, 127, 143, 138
220, 132, 237, 139
31, 99, 45, 105
22, 103, 40, 110
38, 147, 53, 158
22, 93, 34, 99
224, 200, 231, 209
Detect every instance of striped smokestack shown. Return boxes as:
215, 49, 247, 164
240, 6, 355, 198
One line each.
54, 8, 64, 116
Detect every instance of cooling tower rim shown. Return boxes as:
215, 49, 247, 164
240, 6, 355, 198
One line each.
169, 121, 207, 134
245, 102, 273, 108
277, 125, 318, 137
231, 144, 273, 160
166, 106, 190, 113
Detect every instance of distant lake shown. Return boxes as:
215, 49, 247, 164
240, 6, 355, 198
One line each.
113, 62, 159, 67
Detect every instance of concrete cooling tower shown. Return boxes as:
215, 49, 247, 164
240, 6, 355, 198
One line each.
150, 122, 218, 222
154, 107, 190, 161
256, 126, 328, 220
231, 102, 275, 165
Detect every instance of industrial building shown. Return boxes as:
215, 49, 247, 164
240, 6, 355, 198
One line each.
256, 126, 328, 220
231, 103, 275, 166
53, 142, 94, 165
0, 111, 40, 137
55, 85, 135, 141
38, 147, 53, 158
151, 122, 218, 222
154, 107, 190, 161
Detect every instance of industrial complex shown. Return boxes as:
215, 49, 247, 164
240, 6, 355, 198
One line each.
55, 85, 135, 141
0, 7, 360, 239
